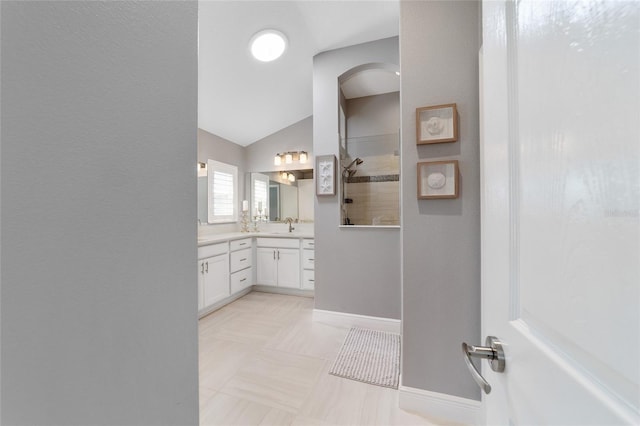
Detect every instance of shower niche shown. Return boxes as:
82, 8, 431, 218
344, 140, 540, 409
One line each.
338, 64, 400, 227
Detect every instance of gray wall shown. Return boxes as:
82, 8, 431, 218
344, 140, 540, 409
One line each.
313, 37, 401, 319
245, 115, 313, 173
346, 92, 400, 138
198, 128, 247, 230
346, 92, 400, 158
1, 2, 199, 424
400, 1, 481, 400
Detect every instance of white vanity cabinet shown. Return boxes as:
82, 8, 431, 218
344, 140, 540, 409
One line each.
229, 238, 252, 294
301, 239, 315, 290
256, 238, 300, 288
198, 242, 230, 310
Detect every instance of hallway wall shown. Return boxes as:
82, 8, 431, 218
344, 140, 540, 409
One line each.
400, 0, 482, 400
313, 37, 401, 320
0, 2, 198, 423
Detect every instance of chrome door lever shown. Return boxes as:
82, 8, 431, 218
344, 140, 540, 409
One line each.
461, 336, 505, 394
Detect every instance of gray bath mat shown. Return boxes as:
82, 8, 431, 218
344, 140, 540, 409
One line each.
329, 327, 400, 389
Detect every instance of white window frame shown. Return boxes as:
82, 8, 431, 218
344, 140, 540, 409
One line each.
251, 172, 270, 218
207, 159, 238, 223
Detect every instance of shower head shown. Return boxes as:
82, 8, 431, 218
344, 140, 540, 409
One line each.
344, 157, 364, 170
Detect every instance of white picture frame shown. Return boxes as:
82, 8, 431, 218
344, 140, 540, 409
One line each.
316, 155, 336, 196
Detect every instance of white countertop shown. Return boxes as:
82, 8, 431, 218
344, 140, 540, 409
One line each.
197, 231, 314, 247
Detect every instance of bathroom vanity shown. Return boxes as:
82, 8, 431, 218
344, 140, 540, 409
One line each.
197, 232, 314, 318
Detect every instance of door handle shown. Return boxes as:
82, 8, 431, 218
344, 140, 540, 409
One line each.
205, 261, 208, 273
461, 336, 505, 394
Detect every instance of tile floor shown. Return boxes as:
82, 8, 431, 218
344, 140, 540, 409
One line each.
199, 291, 440, 425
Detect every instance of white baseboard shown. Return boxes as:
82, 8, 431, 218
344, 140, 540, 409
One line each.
399, 386, 481, 425
253, 285, 314, 298
312, 309, 401, 333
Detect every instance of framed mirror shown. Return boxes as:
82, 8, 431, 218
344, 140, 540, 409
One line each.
248, 170, 314, 222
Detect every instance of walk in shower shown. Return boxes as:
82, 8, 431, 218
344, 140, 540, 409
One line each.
340, 133, 400, 226
338, 66, 400, 226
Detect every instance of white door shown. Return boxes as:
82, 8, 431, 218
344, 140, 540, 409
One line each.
480, 1, 639, 424
276, 248, 301, 289
203, 254, 229, 306
256, 248, 277, 286
197, 260, 205, 311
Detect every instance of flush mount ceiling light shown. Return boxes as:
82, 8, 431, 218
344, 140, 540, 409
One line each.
250, 29, 288, 62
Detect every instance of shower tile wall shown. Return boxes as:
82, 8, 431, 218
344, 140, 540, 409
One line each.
344, 154, 399, 225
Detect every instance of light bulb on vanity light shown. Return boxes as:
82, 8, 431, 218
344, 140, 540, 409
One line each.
281, 171, 288, 180
299, 151, 307, 164
285, 153, 293, 164
288, 173, 295, 182
274, 154, 282, 166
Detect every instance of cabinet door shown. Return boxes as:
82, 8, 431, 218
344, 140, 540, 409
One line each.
256, 248, 277, 286
276, 248, 300, 289
197, 260, 205, 311
203, 253, 229, 307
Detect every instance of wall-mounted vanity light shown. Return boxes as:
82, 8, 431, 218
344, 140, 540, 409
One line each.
274, 151, 309, 166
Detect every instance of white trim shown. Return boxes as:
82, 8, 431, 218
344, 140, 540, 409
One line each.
253, 285, 314, 298
312, 309, 401, 334
399, 385, 481, 426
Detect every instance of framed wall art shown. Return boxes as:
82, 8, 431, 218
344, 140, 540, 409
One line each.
416, 103, 458, 144
316, 155, 336, 196
417, 160, 459, 199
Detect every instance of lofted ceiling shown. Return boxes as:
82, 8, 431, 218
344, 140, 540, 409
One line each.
198, 1, 399, 146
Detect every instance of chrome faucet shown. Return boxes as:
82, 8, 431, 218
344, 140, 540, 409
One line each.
284, 217, 295, 233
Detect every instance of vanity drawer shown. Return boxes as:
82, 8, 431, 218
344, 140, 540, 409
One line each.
230, 248, 252, 273
302, 249, 315, 270
256, 237, 300, 249
230, 238, 252, 252
301, 239, 315, 250
198, 242, 228, 259
302, 269, 315, 290
231, 267, 252, 294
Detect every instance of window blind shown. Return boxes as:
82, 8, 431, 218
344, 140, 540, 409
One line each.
207, 160, 238, 223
